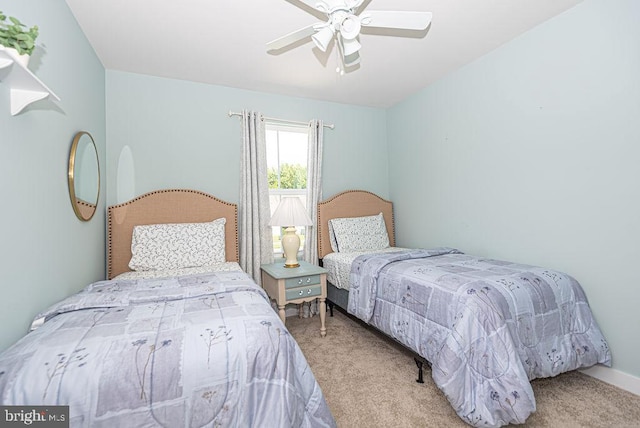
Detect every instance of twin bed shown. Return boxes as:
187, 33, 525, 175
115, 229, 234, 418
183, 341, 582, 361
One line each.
0, 188, 612, 428
0, 189, 335, 427
317, 190, 611, 427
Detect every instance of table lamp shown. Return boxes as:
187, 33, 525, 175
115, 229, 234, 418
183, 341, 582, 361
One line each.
269, 197, 313, 268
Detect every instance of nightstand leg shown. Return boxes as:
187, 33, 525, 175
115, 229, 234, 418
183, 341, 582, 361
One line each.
278, 304, 286, 324
319, 298, 327, 337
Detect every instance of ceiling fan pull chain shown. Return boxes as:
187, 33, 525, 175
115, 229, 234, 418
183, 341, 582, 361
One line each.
335, 36, 345, 75
334, 38, 342, 75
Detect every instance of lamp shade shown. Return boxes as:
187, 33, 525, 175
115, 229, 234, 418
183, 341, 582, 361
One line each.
269, 197, 313, 227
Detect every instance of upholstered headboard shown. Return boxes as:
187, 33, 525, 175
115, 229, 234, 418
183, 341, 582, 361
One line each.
107, 189, 239, 279
317, 190, 395, 259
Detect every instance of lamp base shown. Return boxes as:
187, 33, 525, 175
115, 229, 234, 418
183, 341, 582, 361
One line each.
281, 227, 301, 268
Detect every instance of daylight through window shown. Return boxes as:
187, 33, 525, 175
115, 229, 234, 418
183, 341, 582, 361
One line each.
266, 122, 309, 255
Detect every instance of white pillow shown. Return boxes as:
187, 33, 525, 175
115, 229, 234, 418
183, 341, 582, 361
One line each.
329, 213, 389, 253
129, 218, 226, 271
327, 221, 340, 253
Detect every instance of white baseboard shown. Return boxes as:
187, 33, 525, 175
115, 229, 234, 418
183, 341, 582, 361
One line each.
581, 365, 640, 396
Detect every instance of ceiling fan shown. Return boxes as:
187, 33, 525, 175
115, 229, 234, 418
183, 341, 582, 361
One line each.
267, 0, 432, 70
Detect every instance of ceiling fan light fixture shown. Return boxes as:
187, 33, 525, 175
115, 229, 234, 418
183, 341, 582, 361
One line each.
343, 51, 360, 67
340, 36, 361, 56
340, 15, 361, 40
269, 1, 433, 72
336, 36, 360, 69
312, 25, 335, 52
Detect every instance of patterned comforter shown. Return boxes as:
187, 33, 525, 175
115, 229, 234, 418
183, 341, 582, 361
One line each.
0, 271, 336, 427
348, 248, 610, 427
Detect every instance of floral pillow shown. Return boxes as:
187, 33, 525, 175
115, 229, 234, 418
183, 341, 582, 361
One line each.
329, 213, 389, 253
129, 218, 226, 271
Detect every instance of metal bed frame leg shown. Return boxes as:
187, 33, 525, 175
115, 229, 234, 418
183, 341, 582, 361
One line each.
414, 357, 425, 383
327, 301, 334, 317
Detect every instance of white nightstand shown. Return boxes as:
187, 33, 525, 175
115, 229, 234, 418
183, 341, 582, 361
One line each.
260, 260, 327, 337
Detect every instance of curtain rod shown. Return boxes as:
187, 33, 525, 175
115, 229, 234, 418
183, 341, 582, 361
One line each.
228, 111, 334, 130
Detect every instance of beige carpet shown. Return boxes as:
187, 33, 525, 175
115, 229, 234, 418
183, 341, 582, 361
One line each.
287, 310, 640, 427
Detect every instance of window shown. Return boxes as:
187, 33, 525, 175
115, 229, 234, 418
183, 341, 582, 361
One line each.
266, 122, 308, 255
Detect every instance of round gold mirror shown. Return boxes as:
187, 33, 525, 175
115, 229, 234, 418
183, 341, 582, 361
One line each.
68, 131, 100, 221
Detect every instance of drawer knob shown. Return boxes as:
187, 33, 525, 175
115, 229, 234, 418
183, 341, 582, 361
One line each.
298, 279, 303, 285
299, 290, 304, 296
306, 277, 311, 283
307, 288, 312, 294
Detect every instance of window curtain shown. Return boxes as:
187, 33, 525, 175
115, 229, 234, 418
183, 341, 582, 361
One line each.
301, 119, 324, 318
239, 110, 273, 284
304, 119, 324, 265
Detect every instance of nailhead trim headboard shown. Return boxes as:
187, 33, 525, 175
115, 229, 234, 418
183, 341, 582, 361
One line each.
107, 189, 239, 279
317, 190, 395, 260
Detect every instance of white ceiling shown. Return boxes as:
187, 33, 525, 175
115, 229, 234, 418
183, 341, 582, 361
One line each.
64, 0, 583, 108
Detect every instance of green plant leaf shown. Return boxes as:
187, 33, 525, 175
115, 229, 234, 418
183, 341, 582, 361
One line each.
0, 12, 38, 55
8, 16, 24, 27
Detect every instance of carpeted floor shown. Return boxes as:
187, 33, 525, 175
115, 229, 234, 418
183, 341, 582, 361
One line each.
287, 310, 640, 427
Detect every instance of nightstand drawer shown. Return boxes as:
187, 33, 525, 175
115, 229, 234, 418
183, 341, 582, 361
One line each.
285, 274, 321, 289
286, 284, 322, 300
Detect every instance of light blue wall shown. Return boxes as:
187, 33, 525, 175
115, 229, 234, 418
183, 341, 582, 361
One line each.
387, 0, 640, 377
0, 1, 105, 352
105, 70, 388, 206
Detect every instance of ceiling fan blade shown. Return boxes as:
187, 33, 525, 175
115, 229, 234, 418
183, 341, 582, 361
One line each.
360, 11, 432, 31
354, 0, 373, 15
287, 0, 349, 14
346, 0, 366, 10
283, 0, 329, 20
266, 24, 318, 51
